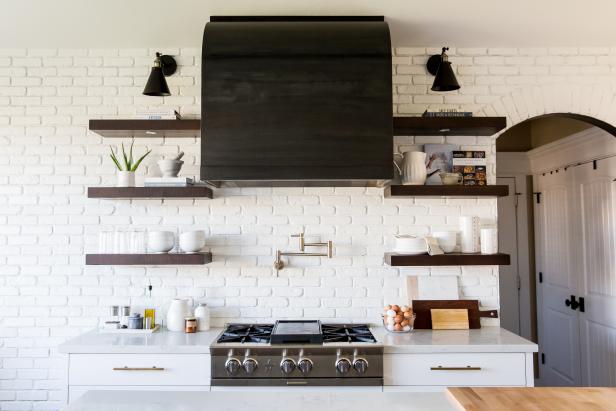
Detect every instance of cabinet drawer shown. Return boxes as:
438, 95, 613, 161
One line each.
384, 353, 526, 386
69, 385, 210, 404
69, 354, 210, 386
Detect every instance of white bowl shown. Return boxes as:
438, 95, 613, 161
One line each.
157, 159, 184, 178
432, 231, 458, 253
147, 231, 175, 253
179, 231, 206, 253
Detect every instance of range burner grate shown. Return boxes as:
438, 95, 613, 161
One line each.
321, 324, 377, 343
217, 324, 274, 344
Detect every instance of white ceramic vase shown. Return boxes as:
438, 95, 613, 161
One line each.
117, 171, 135, 187
459, 216, 481, 253
166, 298, 191, 332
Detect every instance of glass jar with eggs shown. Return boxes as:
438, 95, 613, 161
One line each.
382, 304, 416, 333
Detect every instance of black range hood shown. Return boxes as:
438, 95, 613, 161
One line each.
201, 16, 393, 186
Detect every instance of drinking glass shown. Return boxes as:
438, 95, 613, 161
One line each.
98, 228, 114, 253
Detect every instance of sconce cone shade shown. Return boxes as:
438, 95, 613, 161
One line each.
143, 66, 171, 96
431, 60, 460, 92
143, 53, 176, 96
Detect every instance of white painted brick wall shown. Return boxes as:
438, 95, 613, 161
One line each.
2, 46, 616, 409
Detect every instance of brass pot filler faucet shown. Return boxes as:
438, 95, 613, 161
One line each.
274, 232, 333, 272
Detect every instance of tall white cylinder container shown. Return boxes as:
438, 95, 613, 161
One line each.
480, 227, 499, 254
166, 298, 191, 332
194, 303, 210, 331
459, 216, 480, 253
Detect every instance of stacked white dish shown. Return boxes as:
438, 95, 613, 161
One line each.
393, 235, 427, 255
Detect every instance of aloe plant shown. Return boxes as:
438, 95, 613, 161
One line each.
110, 141, 151, 172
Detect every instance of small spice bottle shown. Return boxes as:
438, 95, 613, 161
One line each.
184, 317, 197, 333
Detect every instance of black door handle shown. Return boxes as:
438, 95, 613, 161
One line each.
565, 295, 580, 310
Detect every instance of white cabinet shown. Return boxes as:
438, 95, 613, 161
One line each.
384, 352, 533, 389
67, 353, 210, 404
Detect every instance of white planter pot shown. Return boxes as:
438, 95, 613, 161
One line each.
166, 298, 191, 332
117, 171, 135, 187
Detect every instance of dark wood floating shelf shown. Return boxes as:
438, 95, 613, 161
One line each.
88, 186, 213, 199
385, 252, 511, 266
393, 116, 506, 136
385, 185, 509, 198
89, 119, 200, 138
86, 253, 212, 265
89, 117, 506, 139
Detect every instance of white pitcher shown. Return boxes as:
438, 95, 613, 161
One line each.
394, 151, 428, 185
166, 298, 191, 332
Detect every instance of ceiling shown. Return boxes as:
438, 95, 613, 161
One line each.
4, 0, 616, 48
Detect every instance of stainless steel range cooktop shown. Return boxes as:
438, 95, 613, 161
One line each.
211, 320, 382, 387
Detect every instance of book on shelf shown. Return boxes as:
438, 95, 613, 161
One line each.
422, 109, 473, 118
452, 151, 487, 186
134, 109, 182, 120
425, 143, 459, 185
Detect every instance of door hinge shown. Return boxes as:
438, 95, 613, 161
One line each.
579, 297, 585, 313
541, 353, 545, 364
538, 272, 543, 283
534, 192, 541, 204
516, 275, 521, 290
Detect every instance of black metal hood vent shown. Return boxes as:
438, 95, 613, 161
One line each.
201, 16, 392, 187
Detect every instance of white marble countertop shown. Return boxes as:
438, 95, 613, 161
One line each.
57, 328, 221, 354
58, 326, 537, 354
63, 390, 456, 411
374, 326, 538, 354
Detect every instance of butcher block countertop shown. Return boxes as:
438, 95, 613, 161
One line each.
447, 387, 616, 411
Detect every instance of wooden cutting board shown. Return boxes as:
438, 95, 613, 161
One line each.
447, 387, 616, 411
430, 309, 470, 330
412, 300, 498, 329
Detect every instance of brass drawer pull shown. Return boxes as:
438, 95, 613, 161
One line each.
430, 366, 482, 371
112, 366, 165, 371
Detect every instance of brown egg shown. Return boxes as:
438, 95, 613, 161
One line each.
401, 305, 409, 312
384, 305, 391, 311
394, 315, 404, 323
394, 323, 403, 331
403, 311, 413, 318
391, 305, 400, 312
401, 320, 409, 327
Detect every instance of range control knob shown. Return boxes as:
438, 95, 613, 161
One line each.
297, 358, 313, 374
225, 358, 241, 375
353, 358, 369, 374
243, 358, 258, 374
280, 358, 296, 375
335, 358, 352, 375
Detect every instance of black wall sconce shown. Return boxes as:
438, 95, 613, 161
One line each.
143, 52, 177, 96
426, 47, 460, 92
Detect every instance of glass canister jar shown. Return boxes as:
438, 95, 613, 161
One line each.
184, 317, 197, 333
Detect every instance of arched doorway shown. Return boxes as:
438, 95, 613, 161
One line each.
495, 113, 616, 387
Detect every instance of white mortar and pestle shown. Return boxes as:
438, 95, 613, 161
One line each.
157, 151, 185, 177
